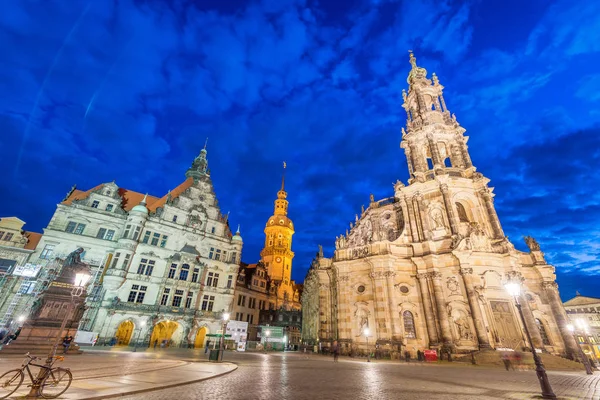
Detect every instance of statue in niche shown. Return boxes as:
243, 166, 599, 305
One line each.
469, 223, 492, 252
524, 236, 541, 252
430, 209, 445, 229
454, 315, 471, 340
355, 307, 370, 337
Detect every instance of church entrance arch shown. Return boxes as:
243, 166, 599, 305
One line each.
150, 321, 180, 347
490, 301, 522, 349
194, 327, 208, 349
115, 320, 134, 346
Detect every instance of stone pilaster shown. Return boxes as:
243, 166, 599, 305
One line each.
441, 184, 459, 235
431, 272, 453, 345
543, 282, 578, 359
385, 271, 400, 340
417, 273, 439, 345
479, 189, 504, 239
370, 271, 391, 339
427, 134, 442, 168
459, 268, 490, 348
412, 194, 425, 242
457, 136, 473, 169
398, 196, 414, 241
403, 145, 415, 177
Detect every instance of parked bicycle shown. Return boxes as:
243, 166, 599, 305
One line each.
0, 352, 72, 399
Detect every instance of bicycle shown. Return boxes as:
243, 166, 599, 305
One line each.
0, 352, 72, 399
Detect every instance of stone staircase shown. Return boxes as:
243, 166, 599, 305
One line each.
0, 338, 82, 356
457, 350, 586, 371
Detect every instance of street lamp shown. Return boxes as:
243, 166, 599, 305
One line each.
505, 282, 556, 399
28, 267, 91, 397
265, 329, 271, 353
566, 323, 594, 375
133, 321, 146, 352
364, 328, 371, 362
219, 313, 230, 362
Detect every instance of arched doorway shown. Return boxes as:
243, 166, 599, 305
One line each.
150, 321, 180, 347
194, 327, 208, 349
115, 320, 134, 345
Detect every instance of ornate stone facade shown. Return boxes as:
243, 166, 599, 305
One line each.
302, 53, 578, 359
23, 146, 243, 348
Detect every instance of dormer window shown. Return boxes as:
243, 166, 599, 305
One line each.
105, 204, 114, 212
172, 215, 178, 223
91, 200, 99, 209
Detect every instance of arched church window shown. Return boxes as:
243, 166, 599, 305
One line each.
403, 311, 416, 339
535, 319, 551, 345
456, 203, 469, 223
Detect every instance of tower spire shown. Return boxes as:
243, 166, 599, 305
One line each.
204, 137, 208, 150
185, 144, 210, 181
281, 161, 286, 191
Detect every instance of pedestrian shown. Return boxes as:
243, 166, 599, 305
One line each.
416, 350, 422, 361
154, 339, 159, 349
513, 351, 523, 371
204, 340, 209, 353
501, 352, 513, 371
404, 350, 411, 362
62, 335, 73, 354
332, 340, 339, 362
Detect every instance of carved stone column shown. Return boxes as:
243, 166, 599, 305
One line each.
416, 273, 439, 345
427, 134, 442, 168
458, 136, 473, 169
385, 271, 400, 340
440, 95, 448, 113
412, 194, 424, 242
544, 282, 578, 359
441, 184, 459, 235
402, 144, 415, 177
519, 293, 543, 349
431, 272, 453, 345
459, 268, 490, 348
479, 189, 504, 239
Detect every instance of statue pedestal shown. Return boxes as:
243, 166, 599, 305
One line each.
0, 275, 86, 355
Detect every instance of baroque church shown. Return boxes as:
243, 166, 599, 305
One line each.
301, 53, 579, 358
22, 145, 243, 348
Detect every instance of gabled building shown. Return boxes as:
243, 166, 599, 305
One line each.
27, 146, 243, 348
564, 293, 600, 362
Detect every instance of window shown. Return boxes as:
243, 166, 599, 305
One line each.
536, 319, 551, 345
151, 232, 160, 246
172, 290, 184, 307
18, 281, 36, 294
249, 298, 256, 309
0, 231, 4, 240
456, 202, 469, 223
231, 252, 237, 263
142, 231, 151, 244
40, 244, 55, 260
133, 226, 141, 241
269, 302, 274, 310
65, 222, 76, 233
247, 314, 251, 323
172, 215, 178, 222
185, 292, 193, 308
211, 227, 216, 234
105, 204, 114, 211
237, 295, 246, 307
160, 235, 168, 248
192, 268, 199, 283
179, 264, 190, 281
215, 249, 221, 261
253, 279, 258, 286
160, 288, 170, 306
258, 300, 264, 310
223, 251, 228, 262
96, 228, 107, 239
124, 225, 131, 238
201, 295, 215, 311
209, 248, 215, 259
168, 264, 177, 279
111, 252, 121, 268
74, 224, 86, 235
91, 200, 99, 208
227, 275, 233, 289
127, 285, 147, 303
106, 230, 115, 240
403, 311, 416, 339
121, 254, 131, 269
260, 281, 265, 288
235, 312, 241, 321
207, 272, 219, 287
105, 190, 112, 196
137, 259, 155, 276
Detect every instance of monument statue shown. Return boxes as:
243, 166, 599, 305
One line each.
524, 236, 541, 252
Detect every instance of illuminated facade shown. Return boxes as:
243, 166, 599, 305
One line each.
302, 53, 579, 359
564, 294, 600, 363
24, 146, 243, 348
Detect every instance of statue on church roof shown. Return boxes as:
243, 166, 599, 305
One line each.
524, 236, 541, 252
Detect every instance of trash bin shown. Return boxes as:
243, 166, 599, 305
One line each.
209, 349, 220, 361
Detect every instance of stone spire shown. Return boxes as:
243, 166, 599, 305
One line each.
274, 161, 288, 216
400, 51, 475, 183
185, 140, 210, 181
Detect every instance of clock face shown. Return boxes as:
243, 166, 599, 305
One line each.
276, 257, 282, 263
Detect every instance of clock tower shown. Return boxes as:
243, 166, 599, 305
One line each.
260, 163, 295, 287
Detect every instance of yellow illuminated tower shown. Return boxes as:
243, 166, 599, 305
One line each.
260, 162, 295, 287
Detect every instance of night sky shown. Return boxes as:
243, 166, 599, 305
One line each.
1, 0, 599, 300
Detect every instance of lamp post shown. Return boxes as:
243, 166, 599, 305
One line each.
27, 268, 91, 397
364, 328, 371, 362
219, 313, 229, 362
265, 329, 271, 353
505, 282, 556, 399
566, 322, 594, 375
133, 321, 146, 352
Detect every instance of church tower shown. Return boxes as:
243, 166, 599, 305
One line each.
260, 163, 295, 284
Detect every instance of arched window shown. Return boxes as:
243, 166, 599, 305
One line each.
536, 318, 551, 345
403, 311, 416, 339
456, 202, 469, 223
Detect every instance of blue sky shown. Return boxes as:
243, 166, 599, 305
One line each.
1, 0, 599, 300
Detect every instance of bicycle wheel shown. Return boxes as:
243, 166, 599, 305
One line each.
40, 367, 72, 399
0, 369, 24, 399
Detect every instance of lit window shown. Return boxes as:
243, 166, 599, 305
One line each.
105, 230, 115, 240
127, 285, 147, 303
201, 295, 215, 311
40, 244, 55, 260
172, 290, 184, 307
96, 228, 107, 239
105, 204, 114, 211
91, 200, 99, 209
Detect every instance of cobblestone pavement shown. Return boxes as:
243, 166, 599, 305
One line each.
124, 352, 600, 400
